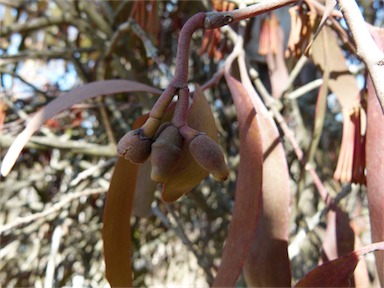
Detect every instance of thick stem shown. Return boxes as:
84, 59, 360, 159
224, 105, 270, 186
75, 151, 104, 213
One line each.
172, 87, 190, 129
172, 12, 206, 87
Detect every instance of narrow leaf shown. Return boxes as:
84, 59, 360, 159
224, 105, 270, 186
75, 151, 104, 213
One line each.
102, 116, 147, 287
133, 159, 156, 218
132, 115, 157, 218
266, 13, 289, 99
242, 87, 291, 286
295, 241, 384, 287
1, 80, 162, 176
102, 157, 137, 287
212, 74, 263, 287
322, 207, 355, 262
366, 27, 384, 286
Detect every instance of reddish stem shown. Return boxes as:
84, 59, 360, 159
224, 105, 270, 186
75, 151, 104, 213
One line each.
147, 0, 301, 137
172, 12, 206, 87
172, 87, 190, 129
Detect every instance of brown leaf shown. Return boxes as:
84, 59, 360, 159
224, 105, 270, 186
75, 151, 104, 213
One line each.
102, 157, 137, 287
305, 0, 336, 54
212, 74, 263, 287
1, 79, 162, 176
295, 241, 384, 287
265, 13, 289, 99
242, 85, 291, 286
366, 27, 384, 286
133, 159, 156, 218
102, 116, 148, 287
311, 26, 359, 109
320, 207, 355, 265
161, 84, 218, 202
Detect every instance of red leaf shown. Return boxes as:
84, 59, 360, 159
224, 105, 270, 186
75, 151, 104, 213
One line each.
242, 84, 291, 286
212, 74, 263, 287
1, 80, 162, 176
320, 207, 355, 264
295, 241, 384, 287
366, 27, 384, 286
265, 13, 289, 99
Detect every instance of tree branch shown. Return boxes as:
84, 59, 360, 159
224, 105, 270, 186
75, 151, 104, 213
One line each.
0, 134, 116, 157
338, 0, 384, 113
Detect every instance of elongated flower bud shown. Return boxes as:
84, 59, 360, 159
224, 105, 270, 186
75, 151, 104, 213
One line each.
117, 129, 152, 164
151, 124, 184, 183
189, 134, 229, 181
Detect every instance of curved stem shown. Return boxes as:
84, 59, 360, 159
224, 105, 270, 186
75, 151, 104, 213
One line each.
145, 0, 302, 137
172, 12, 206, 87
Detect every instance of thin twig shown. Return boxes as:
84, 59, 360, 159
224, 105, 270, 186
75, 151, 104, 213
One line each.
164, 204, 215, 283
44, 224, 63, 288
0, 134, 116, 157
0, 188, 106, 234
0, 13, 90, 36
282, 55, 309, 95
286, 78, 323, 100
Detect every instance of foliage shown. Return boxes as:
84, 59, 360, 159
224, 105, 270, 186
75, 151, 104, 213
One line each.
1, 0, 383, 287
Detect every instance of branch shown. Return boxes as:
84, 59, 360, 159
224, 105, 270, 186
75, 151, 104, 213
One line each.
0, 134, 116, 157
0, 48, 96, 66
0, 188, 106, 234
0, 14, 86, 36
337, 0, 384, 113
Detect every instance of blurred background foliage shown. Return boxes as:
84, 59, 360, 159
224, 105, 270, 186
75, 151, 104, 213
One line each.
0, 0, 383, 287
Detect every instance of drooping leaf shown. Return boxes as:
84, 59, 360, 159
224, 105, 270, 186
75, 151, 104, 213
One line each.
212, 74, 263, 287
265, 13, 289, 99
312, 25, 364, 184
133, 159, 157, 218
235, 53, 291, 287
366, 27, 384, 286
132, 114, 157, 218
103, 157, 137, 287
102, 116, 147, 287
295, 241, 384, 287
1, 79, 162, 176
242, 88, 291, 287
320, 207, 355, 264
161, 84, 218, 202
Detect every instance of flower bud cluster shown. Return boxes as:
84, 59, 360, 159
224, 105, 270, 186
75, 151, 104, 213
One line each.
117, 119, 229, 184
